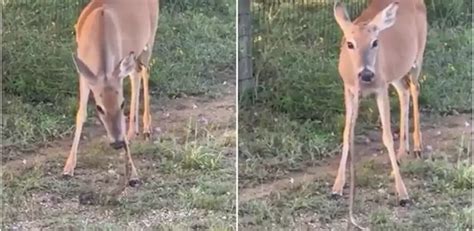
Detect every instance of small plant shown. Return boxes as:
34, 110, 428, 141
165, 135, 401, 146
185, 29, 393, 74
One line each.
370, 208, 390, 225
182, 143, 223, 171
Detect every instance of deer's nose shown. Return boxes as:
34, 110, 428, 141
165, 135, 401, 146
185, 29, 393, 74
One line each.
358, 69, 375, 83
110, 140, 125, 150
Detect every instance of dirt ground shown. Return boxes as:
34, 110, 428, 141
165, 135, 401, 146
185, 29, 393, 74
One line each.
239, 113, 472, 230
240, 114, 472, 202
2, 73, 236, 229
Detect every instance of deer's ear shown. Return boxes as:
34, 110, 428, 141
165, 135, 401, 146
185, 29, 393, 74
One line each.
113, 52, 136, 79
369, 2, 399, 33
72, 53, 97, 84
334, 1, 351, 32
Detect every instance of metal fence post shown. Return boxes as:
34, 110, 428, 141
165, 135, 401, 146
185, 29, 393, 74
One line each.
238, 0, 254, 95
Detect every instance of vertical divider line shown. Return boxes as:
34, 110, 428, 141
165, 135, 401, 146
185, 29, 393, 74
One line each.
235, 0, 240, 230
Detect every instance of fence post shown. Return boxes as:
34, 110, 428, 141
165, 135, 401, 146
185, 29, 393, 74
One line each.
238, 0, 254, 95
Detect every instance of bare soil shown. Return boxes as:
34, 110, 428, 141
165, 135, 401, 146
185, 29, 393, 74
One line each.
239, 113, 472, 203
2, 74, 236, 229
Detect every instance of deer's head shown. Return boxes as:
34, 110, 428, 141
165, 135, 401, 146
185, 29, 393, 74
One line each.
334, 1, 399, 83
72, 52, 136, 149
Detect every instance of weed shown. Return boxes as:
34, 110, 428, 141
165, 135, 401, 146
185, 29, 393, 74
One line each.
369, 208, 390, 225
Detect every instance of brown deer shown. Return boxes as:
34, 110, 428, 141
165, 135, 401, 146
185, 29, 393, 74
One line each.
331, 0, 427, 226
63, 0, 159, 187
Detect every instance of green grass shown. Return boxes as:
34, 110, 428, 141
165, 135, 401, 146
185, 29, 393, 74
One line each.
239, 0, 472, 185
239, 151, 473, 230
2, 0, 235, 146
2, 116, 236, 229
239, 0, 472, 229
2, 0, 236, 230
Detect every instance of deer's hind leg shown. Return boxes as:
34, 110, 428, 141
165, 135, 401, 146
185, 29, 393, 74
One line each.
392, 76, 411, 162
409, 61, 423, 158
127, 70, 141, 140
137, 47, 154, 140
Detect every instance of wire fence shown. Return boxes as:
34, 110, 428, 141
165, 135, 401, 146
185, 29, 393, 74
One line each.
238, 0, 472, 94
252, 0, 368, 52
238, 0, 369, 93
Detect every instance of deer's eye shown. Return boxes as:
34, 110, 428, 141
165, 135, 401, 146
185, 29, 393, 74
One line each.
347, 42, 355, 49
96, 105, 105, 115
120, 101, 125, 110
372, 40, 378, 48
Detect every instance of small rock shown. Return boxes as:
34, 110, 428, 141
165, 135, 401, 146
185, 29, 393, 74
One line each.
364, 137, 371, 144
426, 145, 433, 152
393, 133, 399, 139
436, 131, 442, 136
465, 121, 470, 127
198, 115, 209, 125
22, 159, 26, 165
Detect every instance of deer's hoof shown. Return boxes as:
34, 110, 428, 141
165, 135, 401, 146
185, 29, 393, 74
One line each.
330, 192, 343, 200
143, 132, 151, 141
62, 173, 73, 180
399, 199, 411, 207
128, 179, 141, 188
413, 150, 422, 159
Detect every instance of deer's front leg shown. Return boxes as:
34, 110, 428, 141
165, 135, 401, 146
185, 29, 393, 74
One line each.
141, 67, 152, 140
63, 78, 90, 177
123, 140, 140, 187
127, 72, 141, 140
376, 89, 409, 206
332, 88, 359, 197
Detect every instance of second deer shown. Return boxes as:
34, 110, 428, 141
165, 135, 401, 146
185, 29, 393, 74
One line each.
331, 0, 427, 210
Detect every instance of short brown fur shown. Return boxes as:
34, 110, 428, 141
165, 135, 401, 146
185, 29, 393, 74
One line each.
63, 0, 159, 187
331, 0, 427, 228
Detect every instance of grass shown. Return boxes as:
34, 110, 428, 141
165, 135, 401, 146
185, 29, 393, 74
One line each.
2, 0, 236, 230
2, 116, 236, 229
2, 0, 235, 147
239, 149, 473, 230
239, 0, 472, 185
239, 0, 472, 229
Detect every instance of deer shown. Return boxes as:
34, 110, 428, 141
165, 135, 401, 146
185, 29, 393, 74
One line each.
62, 0, 159, 187
331, 0, 427, 228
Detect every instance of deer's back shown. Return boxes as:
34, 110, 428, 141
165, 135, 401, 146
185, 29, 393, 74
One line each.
75, 0, 159, 57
